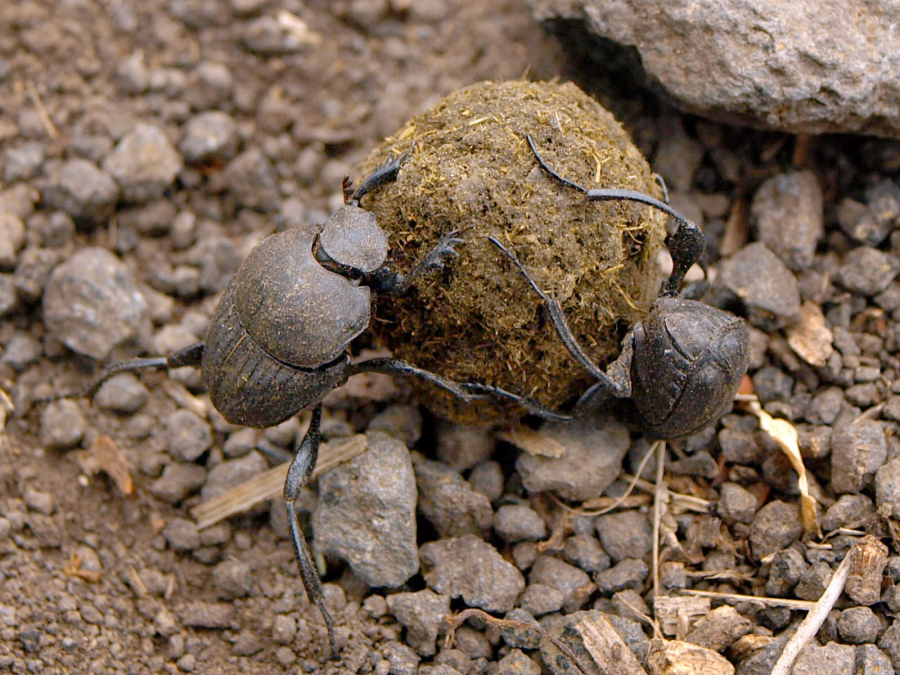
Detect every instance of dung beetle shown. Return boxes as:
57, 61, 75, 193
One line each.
488, 135, 750, 439
60, 152, 562, 656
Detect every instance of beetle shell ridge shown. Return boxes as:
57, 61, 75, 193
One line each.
202, 284, 350, 427
631, 297, 750, 439
235, 227, 372, 368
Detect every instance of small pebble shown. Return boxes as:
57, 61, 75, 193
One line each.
420, 535, 524, 613
179, 111, 239, 164
595, 510, 652, 563
211, 559, 253, 600
101, 124, 183, 203
150, 463, 207, 504
765, 547, 806, 597
831, 421, 887, 494
494, 504, 547, 543
1, 332, 41, 371
837, 606, 884, 644
749, 500, 803, 559
40, 399, 86, 450
751, 170, 823, 272
39, 158, 119, 223
386, 590, 450, 657
162, 518, 201, 551
42, 247, 148, 360
836, 246, 900, 296
163, 410, 212, 462
94, 373, 148, 413
794, 561, 834, 601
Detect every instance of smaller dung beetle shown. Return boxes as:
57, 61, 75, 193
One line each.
58, 152, 561, 656
488, 135, 750, 439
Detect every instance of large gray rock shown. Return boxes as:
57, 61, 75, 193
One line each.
313, 432, 419, 588
531, 0, 900, 138
42, 247, 148, 360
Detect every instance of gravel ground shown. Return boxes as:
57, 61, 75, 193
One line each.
2, 1, 900, 674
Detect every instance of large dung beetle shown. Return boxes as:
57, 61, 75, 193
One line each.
488, 135, 750, 439
57, 152, 561, 656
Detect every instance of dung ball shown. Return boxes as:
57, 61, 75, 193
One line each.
360, 80, 668, 422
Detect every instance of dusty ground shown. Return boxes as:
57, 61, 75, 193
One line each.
1, 1, 899, 674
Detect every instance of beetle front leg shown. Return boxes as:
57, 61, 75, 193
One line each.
488, 236, 631, 407
283, 405, 337, 658
367, 230, 463, 296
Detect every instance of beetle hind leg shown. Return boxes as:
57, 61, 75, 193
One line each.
282, 405, 338, 658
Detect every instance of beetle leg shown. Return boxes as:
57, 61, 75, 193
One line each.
525, 134, 705, 297
348, 357, 570, 421
347, 144, 414, 206
367, 230, 464, 296
283, 405, 338, 658
40, 342, 206, 403
488, 236, 633, 404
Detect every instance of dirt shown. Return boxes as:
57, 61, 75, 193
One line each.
1, 1, 899, 674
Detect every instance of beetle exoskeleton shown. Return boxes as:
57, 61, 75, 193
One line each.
631, 297, 750, 439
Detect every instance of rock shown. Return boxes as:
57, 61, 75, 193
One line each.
0, 211, 25, 270
42, 247, 148, 360
531, 0, 900, 138
385, 590, 450, 657
712, 242, 801, 331
14, 246, 59, 302
381, 641, 421, 675
178, 601, 234, 628
765, 548, 806, 597
516, 415, 630, 501
593, 558, 649, 593
102, 124, 183, 203
1, 332, 41, 371
792, 640, 855, 675
795, 561, 834, 601
835, 247, 900, 296
751, 171, 823, 272
162, 517, 201, 551
497, 649, 541, 675
837, 606, 884, 644
179, 111, 240, 164
875, 457, 900, 518
39, 399, 86, 450
595, 510, 652, 563
39, 159, 119, 224
216, 148, 279, 211
94, 373, 148, 413
211, 559, 253, 600
201, 451, 268, 501
435, 421, 495, 469
3, 142, 44, 183
313, 432, 419, 588
856, 644, 894, 674
563, 534, 610, 574
414, 457, 493, 538
749, 500, 802, 559
420, 535, 525, 613
494, 504, 547, 543
150, 463, 207, 504
529, 556, 594, 612
820, 494, 873, 532
831, 421, 887, 494
717, 482, 758, 525
163, 410, 212, 462
518, 583, 565, 617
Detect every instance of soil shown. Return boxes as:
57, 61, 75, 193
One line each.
1, 1, 899, 674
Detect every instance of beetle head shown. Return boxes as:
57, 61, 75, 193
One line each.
630, 297, 750, 439
319, 205, 389, 275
